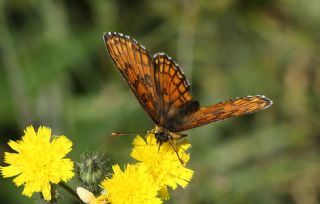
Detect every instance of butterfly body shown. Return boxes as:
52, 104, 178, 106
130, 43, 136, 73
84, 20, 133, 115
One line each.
104, 32, 272, 144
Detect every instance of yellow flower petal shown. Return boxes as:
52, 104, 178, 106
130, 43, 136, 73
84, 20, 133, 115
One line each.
51, 136, 73, 157
7, 140, 21, 152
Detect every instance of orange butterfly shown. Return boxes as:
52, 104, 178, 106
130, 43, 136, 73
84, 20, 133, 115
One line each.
103, 32, 272, 145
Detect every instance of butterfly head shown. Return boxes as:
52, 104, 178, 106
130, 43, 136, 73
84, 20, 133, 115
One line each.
154, 126, 188, 146
154, 126, 170, 145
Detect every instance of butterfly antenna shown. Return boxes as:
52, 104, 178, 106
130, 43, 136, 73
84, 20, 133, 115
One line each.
168, 137, 185, 165
111, 132, 146, 136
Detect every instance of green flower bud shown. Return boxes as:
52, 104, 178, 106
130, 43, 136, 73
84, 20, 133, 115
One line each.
76, 152, 113, 195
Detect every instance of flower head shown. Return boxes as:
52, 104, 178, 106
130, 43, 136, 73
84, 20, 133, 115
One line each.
1, 125, 74, 201
101, 164, 162, 204
131, 133, 193, 198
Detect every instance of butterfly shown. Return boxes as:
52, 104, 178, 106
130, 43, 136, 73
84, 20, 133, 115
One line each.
103, 32, 272, 146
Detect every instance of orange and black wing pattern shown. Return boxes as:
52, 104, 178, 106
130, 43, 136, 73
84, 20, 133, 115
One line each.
103, 32, 159, 124
153, 53, 194, 125
171, 95, 272, 132
104, 32, 273, 133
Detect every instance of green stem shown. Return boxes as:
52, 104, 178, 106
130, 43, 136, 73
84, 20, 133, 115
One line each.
59, 182, 84, 203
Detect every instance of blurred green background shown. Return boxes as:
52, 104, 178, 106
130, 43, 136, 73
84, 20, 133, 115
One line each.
1, 0, 320, 203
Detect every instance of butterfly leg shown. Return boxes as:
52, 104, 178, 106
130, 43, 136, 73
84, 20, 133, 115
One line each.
168, 136, 185, 165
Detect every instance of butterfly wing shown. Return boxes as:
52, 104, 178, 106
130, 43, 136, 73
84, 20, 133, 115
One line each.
104, 32, 272, 133
152, 53, 197, 127
171, 95, 272, 132
104, 32, 160, 124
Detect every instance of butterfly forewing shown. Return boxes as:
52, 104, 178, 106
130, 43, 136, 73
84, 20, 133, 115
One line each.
172, 95, 272, 132
104, 32, 160, 124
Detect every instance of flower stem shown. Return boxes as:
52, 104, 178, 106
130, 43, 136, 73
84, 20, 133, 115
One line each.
59, 182, 84, 203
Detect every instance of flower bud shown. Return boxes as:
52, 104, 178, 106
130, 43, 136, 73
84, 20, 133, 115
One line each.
76, 152, 113, 195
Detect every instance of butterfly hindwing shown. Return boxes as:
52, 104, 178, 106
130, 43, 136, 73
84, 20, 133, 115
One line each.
104, 32, 160, 124
172, 95, 272, 132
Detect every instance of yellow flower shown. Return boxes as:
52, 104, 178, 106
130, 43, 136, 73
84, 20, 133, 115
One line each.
101, 164, 162, 204
131, 133, 193, 198
1, 125, 74, 201
76, 187, 108, 204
